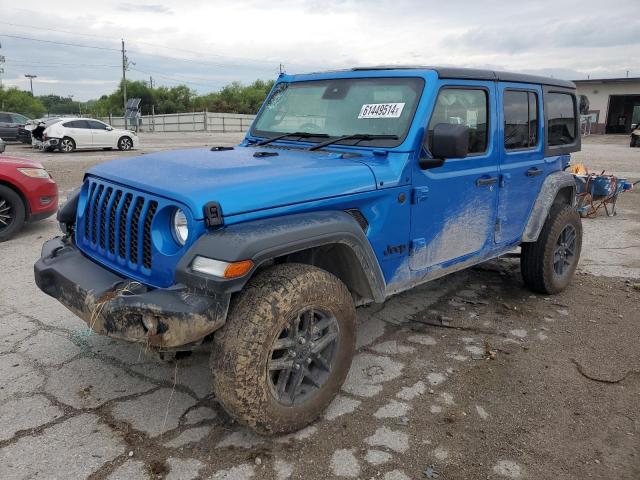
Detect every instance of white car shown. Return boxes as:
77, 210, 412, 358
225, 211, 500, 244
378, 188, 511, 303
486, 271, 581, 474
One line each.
40, 118, 138, 153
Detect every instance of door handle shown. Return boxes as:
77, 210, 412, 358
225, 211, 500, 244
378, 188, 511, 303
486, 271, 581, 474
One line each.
526, 167, 543, 177
476, 176, 498, 187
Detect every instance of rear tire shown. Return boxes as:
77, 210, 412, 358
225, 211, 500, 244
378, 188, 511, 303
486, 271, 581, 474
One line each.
59, 137, 75, 153
211, 263, 356, 435
631, 136, 639, 148
521, 204, 582, 294
0, 185, 26, 242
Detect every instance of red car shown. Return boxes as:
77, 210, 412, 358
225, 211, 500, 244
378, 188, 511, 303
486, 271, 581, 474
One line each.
0, 155, 58, 241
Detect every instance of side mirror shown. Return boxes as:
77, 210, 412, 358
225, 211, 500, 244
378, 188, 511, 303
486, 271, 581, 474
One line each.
419, 123, 469, 169
106, 126, 114, 131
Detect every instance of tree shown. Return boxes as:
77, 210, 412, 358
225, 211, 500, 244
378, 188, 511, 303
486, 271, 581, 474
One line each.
37, 95, 79, 116
0, 86, 46, 118
83, 78, 275, 117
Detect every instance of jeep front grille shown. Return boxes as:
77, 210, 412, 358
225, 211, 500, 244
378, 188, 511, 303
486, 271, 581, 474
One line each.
80, 179, 159, 271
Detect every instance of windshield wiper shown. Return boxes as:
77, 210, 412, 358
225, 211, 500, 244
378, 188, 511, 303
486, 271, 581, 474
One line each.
308, 134, 399, 151
256, 131, 329, 146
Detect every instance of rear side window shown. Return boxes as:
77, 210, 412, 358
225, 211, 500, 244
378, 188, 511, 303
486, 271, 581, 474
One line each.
64, 120, 90, 128
504, 90, 538, 150
0, 113, 12, 123
428, 88, 488, 154
546, 93, 576, 146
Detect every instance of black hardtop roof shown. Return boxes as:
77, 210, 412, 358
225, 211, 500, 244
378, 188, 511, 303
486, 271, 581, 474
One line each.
348, 66, 576, 89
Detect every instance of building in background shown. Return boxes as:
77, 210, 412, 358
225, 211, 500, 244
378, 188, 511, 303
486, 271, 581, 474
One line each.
574, 77, 640, 134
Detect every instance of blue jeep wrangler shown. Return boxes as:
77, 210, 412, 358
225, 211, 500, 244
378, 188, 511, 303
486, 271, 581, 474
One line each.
35, 67, 582, 434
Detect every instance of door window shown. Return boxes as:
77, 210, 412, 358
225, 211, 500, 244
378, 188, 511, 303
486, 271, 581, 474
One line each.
546, 93, 576, 146
86, 120, 108, 130
428, 88, 488, 154
504, 90, 538, 150
0, 113, 13, 123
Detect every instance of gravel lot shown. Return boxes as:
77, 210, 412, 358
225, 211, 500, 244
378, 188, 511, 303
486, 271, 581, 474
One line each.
0, 134, 638, 480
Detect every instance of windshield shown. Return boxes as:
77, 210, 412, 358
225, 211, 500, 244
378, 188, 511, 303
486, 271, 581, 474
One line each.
251, 77, 424, 148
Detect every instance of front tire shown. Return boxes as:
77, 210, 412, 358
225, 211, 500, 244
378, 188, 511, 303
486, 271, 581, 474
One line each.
631, 136, 639, 148
59, 137, 75, 153
521, 204, 582, 294
211, 263, 356, 435
0, 185, 26, 242
118, 136, 133, 151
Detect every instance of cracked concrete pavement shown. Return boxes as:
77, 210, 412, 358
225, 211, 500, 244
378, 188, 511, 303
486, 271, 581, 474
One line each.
0, 134, 638, 479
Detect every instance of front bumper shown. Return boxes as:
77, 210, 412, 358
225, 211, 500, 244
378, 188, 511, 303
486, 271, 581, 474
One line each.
34, 237, 230, 348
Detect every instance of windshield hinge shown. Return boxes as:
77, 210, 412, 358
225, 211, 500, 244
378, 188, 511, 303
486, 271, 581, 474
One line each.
411, 187, 429, 204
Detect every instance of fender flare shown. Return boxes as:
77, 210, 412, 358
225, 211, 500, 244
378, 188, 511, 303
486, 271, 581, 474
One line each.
521, 171, 576, 242
176, 210, 386, 303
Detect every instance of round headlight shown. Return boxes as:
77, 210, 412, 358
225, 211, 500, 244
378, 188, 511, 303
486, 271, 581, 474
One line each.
172, 209, 189, 245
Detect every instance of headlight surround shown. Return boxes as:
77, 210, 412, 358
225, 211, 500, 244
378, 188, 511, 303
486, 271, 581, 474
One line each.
172, 208, 189, 245
17, 168, 50, 179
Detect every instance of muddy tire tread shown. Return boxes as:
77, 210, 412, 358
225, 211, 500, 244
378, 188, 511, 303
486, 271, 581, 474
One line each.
211, 263, 356, 435
521, 203, 582, 294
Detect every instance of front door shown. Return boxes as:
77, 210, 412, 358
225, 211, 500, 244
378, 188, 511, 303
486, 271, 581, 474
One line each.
0, 112, 16, 140
495, 84, 545, 245
86, 120, 112, 147
410, 82, 500, 271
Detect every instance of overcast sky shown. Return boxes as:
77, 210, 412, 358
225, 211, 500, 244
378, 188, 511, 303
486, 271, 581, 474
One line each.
0, 0, 638, 101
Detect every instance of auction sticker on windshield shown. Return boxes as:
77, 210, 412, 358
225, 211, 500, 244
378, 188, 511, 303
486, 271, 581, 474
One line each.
358, 103, 405, 119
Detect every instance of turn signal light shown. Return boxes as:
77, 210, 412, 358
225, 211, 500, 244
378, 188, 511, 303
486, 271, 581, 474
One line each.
223, 260, 254, 278
191, 256, 253, 279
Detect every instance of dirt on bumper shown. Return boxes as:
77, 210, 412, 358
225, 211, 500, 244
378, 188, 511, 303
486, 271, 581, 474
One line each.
34, 237, 230, 348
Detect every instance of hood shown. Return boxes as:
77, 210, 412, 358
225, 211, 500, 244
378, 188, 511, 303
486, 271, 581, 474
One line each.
0, 156, 44, 169
88, 146, 377, 218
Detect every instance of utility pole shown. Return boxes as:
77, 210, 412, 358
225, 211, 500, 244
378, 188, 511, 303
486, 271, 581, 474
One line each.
122, 39, 128, 129
25, 74, 37, 96
279, 63, 285, 74
149, 76, 153, 89
0, 42, 5, 88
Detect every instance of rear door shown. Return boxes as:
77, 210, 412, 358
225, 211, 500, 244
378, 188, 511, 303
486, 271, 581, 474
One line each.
409, 81, 500, 271
63, 120, 92, 147
495, 83, 545, 245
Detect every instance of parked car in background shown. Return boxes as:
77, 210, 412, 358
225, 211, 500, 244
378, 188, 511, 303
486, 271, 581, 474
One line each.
17, 125, 32, 144
0, 154, 58, 241
0, 112, 31, 142
631, 125, 640, 147
37, 118, 138, 153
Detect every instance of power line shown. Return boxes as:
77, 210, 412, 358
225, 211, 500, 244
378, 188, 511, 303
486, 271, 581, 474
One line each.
130, 67, 226, 89
126, 49, 277, 70
132, 65, 234, 84
0, 19, 314, 69
0, 21, 117, 40
5, 59, 120, 68
0, 34, 120, 51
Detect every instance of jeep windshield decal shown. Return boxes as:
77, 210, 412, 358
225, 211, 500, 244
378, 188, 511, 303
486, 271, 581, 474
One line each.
251, 77, 424, 149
